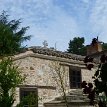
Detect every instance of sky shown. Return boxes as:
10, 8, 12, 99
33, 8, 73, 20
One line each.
0, 0, 107, 51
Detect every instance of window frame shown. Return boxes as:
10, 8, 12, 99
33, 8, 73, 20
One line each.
20, 87, 38, 107
69, 67, 82, 89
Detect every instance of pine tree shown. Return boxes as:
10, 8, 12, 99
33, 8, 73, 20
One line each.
0, 11, 31, 56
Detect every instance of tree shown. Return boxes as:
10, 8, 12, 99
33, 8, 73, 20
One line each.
0, 11, 31, 107
82, 47, 107, 106
0, 11, 31, 56
50, 62, 69, 107
0, 58, 24, 107
102, 43, 107, 50
67, 37, 86, 55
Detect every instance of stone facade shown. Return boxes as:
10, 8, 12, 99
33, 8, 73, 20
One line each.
12, 47, 93, 107
81, 69, 95, 83
44, 89, 97, 107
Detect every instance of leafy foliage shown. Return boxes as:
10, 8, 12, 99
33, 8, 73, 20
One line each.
102, 43, 107, 50
16, 93, 38, 107
83, 54, 107, 107
82, 81, 95, 105
0, 11, 31, 56
67, 37, 86, 55
0, 58, 24, 107
0, 11, 32, 107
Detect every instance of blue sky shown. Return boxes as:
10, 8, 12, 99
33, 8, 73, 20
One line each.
0, 0, 107, 51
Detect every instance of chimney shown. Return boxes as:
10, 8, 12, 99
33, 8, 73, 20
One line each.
87, 38, 102, 55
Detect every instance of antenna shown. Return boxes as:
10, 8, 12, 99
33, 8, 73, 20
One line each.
55, 42, 57, 50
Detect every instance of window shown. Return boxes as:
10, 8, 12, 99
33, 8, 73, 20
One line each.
20, 87, 38, 107
69, 70, 81, 88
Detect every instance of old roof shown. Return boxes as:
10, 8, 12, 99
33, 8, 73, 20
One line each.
13, 46, 86, 67
27, 46, 85, 61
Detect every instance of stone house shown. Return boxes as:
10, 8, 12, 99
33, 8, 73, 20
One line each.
11, 45, 96, 107
12, 39, 105, 107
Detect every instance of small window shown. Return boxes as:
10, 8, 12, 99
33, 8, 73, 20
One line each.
69, 70, 81, 88
20, 87, 38, 107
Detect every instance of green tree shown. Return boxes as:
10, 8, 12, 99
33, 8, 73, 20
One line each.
102, 43, 107, 50
0, 11, 31, 56
0, 11, 32, 107
67, 37, 86, 55
0, 58, 24, 107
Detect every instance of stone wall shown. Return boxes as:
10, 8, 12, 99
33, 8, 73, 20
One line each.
81, 69, 95, 83
13, 56, 70, 106
12, 51, 95, 107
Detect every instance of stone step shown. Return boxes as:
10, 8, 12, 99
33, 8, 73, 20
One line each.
54, 89, 90, 102
55, 95, 89, 102
44, 89, 96, 107
68, 89, 83, 94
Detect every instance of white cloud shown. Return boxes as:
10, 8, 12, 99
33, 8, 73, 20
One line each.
82, 0, 90, 3
35, 4, 80, 50
0, 0, 79, 51
1, 0, 107, 51
89, 0, 107, 42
